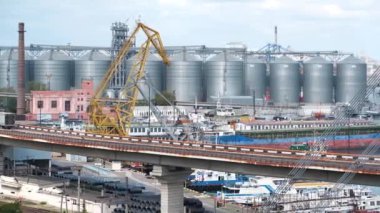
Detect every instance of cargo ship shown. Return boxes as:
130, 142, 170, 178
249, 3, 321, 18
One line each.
211, 120, 380, 151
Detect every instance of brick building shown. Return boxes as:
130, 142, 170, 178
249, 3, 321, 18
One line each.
27, 80, 94, 121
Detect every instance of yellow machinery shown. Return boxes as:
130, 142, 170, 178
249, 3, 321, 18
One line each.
88, 22, 169, 136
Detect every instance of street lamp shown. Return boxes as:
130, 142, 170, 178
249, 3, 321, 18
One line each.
38, 95, 42, 125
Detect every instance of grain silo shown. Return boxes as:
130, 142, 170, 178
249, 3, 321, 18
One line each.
74, 50, 111, 90
125, 54, 164, 100
204, 51, 244, 101
33, 50, 73, 91
303, 56, 333, 103
0, 49, 31, 90
269, 56, 300, 104
244, 56, 267, 99
165, 52, 203, 102
336, 56, 367, 103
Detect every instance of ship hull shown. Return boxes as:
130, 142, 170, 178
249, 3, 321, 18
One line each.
216, 133, 380, 151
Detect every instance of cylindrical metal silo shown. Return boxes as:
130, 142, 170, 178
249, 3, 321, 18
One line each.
244, 56, 267, 99
204, 51, 244, 101
33, 50, 73, 91
126, 54, 164, 100
165, 52, 203, 102
303, 56, 333, 103
336, 56, 367, 103
0, 49, 31, 90
269, 56, 300, 104
74, 50, 111, 90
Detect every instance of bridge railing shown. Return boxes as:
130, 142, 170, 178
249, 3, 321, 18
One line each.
1, 125, 379, 175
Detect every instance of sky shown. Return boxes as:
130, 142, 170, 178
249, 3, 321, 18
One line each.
0, 0, 379, 59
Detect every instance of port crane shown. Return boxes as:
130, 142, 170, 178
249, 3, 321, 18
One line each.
88, 22, 170, 136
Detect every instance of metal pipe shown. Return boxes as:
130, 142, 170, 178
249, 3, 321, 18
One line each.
17, 23, 25, 115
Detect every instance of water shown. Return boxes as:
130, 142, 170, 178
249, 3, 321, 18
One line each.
371, 186, 380, 195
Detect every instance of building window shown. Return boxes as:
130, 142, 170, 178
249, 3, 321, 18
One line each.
37, 100, 43, 108
51, 100, 57, 108
81, 105, 84, 111
65, 101, 71, 111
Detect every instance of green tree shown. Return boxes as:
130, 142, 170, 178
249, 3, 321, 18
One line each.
154, 91, 176, 106
0, 87, 16, 113
28, 81, 47, 91
0, 201, 22, 213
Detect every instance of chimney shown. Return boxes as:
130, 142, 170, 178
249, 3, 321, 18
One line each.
16, 22, 25, 115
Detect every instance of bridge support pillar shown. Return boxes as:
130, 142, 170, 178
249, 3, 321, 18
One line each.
151, 166, 192, 213
0, 145, 3, 175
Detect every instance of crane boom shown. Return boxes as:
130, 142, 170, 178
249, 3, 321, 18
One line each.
88, 22, 169, 136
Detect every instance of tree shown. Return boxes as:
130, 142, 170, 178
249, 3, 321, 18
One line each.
0, 201, 22, 213
0, 87, 16, 113
28, 81, 47, 91
154, 91, 176, 106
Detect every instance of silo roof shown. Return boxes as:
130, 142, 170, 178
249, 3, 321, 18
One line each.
79, 51, 110, 60
169, 53, 202, 61
339, 55, 365, 64
208, 52, 242, 62
272, 55, 297, 64
304, 56, 331, 64
128, 53, 162, 61
37, 50, 72, 60
0, 49, 32, 60
247, 55, 265, 63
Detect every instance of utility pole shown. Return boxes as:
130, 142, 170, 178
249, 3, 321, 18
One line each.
252, 89, 256, 118
173, 90, 176, 124
71, 166, 82, 213
38, 95, 42, 125
45, 73, 52, 90
148, 86, 151, 138
65, 182, 68, 213
60, 181, 64, 213
77, 168, 81, 213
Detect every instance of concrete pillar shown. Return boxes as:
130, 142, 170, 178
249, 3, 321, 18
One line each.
48, 159, 51, 177
0, 145, 3, 175
151, 166, 192, 213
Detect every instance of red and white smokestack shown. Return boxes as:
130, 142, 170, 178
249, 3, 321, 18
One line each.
16, 22, 26, 115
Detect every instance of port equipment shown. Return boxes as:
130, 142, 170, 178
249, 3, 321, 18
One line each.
88, 22, 169, 136
260, 66, 380, 212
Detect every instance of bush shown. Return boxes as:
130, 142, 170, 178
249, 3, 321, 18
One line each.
0, 202, 22, 213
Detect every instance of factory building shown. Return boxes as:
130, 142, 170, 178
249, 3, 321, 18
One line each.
27, 80, 94, 120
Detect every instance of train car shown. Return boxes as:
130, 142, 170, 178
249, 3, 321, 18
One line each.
0, 112, 16, 129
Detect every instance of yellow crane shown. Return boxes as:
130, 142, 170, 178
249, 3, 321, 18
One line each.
88, 22, 170, 136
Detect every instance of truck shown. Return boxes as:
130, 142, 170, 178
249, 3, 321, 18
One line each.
289, 143, 310, 151
0, 112, 16, 129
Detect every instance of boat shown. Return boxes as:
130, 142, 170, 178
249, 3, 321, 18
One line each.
186, 170, 248, 192
215, 120, 380, 151
217, 177, 380, 212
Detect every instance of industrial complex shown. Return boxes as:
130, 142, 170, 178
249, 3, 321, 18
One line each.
0, 18, 379, 213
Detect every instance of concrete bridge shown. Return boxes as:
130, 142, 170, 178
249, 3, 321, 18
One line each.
0, 125, 379, 212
